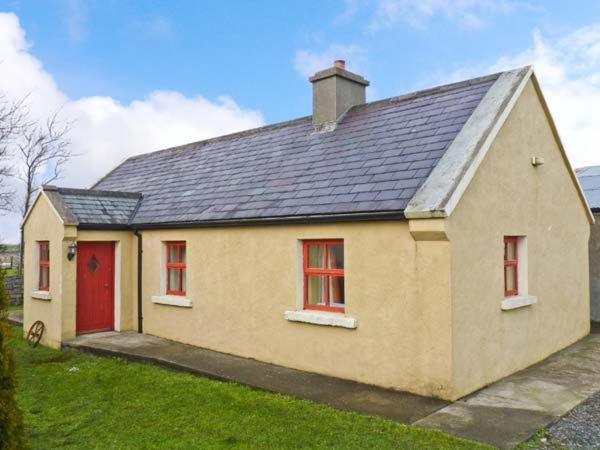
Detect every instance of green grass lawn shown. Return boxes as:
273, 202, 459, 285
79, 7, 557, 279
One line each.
10, 326, 491, 449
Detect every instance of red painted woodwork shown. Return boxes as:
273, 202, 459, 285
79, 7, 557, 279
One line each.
166, 241, 186, 295
76, 242, 115, 334
504, 236, 518, 297
38, 241, 50, 291
303, 240, 345, 313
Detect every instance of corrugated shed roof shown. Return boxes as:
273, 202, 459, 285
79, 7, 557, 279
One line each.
576, 166, 600, 210
93, 72, 499, 225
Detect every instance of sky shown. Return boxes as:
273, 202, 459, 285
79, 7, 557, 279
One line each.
0, 0, 600, 242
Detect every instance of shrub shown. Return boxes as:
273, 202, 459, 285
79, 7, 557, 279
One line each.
0, 268, 26, 449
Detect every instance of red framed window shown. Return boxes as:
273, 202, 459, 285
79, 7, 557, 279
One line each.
166, 241, 186, 296
38, 241, 50, 291
504, 237, 518, 297
303, 240, 344, 312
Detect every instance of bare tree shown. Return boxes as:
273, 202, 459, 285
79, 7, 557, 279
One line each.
16, 113, 72, 217
0, 95, 28, 212
15, 113, 72, 274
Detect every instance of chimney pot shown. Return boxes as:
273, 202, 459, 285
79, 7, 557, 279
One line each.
334, 59, 346, 69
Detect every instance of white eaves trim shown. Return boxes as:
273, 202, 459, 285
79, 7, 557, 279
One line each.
404, 65, 594, 225
151, 295, 192, 308
284, 310, 357, 329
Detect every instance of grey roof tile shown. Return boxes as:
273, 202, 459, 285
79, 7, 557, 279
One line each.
577, 166, 600, 210
88, 72, 500, 224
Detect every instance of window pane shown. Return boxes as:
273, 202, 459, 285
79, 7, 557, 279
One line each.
505, 266, 516, 293
328, 244, 344, 269
40, 266, 49, 289
181, 269, 186, 293
168, 268, 180, 292
330, 276, 345, 305
506, 240, 516, 260
168, 245, 178, 263
307, 244, 324, 268
40, 243, 49, 261
180, 245, 186, 263
306, 275, 326, 305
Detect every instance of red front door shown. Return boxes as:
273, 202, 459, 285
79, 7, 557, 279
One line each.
76, 242, 115, 334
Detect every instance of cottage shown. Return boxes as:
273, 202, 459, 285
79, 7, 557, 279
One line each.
576, 166, 600, 322
22, 62, 592, 400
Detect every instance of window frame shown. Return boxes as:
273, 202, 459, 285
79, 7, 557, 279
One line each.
166, 241, 186, 296
38, 241, 50, 291
302, 239, 345, 313
504, 236, 519, 297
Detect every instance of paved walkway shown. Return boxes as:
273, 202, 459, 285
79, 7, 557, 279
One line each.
63, 329, 600, 449
417, 331, 600, 449
8, 310, 23, 326
64, 331, 447, 424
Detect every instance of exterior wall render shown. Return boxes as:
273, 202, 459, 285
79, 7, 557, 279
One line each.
23, 195, 137, 348
139, 221, 454, 399
447, 79, 590, 398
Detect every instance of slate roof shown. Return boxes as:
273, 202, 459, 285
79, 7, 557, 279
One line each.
576, 166, 600, 210
43, 186, 142, 227
90, 72, 500, 226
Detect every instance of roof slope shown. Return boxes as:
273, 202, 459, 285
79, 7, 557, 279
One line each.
576, 166, 600, 210
43, 186, 142, 227
93, 73, 500, 225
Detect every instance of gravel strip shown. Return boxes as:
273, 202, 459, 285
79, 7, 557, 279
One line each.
534, 390, 600, 449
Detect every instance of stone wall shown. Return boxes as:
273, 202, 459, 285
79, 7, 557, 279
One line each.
4, 274, 23, 306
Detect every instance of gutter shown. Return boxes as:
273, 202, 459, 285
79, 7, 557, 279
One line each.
133, 229, 143, 333
128, 210, 406, 230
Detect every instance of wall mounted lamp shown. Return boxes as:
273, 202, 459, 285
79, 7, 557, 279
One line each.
67, 242, 77, 261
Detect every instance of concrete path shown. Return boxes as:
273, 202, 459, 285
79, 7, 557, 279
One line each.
8, 310, 23, 326
63, 329, 600, 449
417, 332, 600, 449
64, 331, 447, 424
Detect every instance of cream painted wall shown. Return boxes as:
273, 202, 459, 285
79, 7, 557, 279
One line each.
140, 222, 454, 398
22, 194, 67, 348
447, 79, 590, 398
23, 194, 137, 347
20, 80, 590, 401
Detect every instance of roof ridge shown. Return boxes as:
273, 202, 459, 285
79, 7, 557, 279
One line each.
101, 69, 514, 168
353, 71, 504, 113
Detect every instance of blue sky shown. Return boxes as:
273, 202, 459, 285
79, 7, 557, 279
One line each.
7, 0, 600, 122
1, 0, 600, 241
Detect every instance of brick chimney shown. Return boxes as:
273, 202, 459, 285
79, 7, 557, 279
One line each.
309, 60, 369, 128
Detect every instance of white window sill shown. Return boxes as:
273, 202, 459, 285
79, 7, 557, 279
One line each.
31, 290, 52, 301
284, 310, 357, 329
501, 295, 538, 311
151, 295, 192, 308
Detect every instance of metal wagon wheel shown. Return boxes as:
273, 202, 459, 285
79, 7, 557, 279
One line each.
26, 320, 45, 347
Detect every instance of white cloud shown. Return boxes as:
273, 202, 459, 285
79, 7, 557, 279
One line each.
0, 12, 263, 242
342, 0, 521, 30
293, 44, 366, 78
448, 26, 600, 169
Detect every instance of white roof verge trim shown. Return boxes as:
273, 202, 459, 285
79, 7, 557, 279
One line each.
19, 189, 67, 229
405, 66, 532, 219
405, 65, 593, 224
